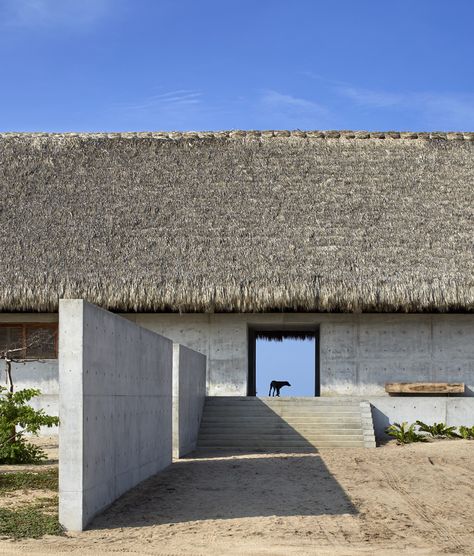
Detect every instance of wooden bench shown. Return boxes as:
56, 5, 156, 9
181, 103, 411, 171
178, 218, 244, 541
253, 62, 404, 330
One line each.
385, 382, 465, 394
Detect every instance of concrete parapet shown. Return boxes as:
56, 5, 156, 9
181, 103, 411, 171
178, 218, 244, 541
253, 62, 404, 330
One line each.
58, 300, 173, 531
173, 344, 206, 458
367, 396, 474, 440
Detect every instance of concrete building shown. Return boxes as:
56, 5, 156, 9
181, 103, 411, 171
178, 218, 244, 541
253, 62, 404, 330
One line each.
1, 130, 473, 434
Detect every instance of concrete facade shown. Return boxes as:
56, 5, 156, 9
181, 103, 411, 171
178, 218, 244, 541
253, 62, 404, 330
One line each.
130, 313, 474, 397
172, 344, 207, 458
58, 300, 173, 531
4, 312, 472, 401
368, 397, 474, 439
2, 311, 474, 443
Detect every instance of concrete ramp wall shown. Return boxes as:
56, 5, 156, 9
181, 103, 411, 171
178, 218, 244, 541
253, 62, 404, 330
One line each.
59, 300, 173, 531
173, 344, 206, 458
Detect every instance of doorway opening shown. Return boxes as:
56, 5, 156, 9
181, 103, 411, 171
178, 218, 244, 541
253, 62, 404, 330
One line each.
247, 328, 319, 397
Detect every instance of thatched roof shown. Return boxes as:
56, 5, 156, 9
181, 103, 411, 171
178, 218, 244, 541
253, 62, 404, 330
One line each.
0, 130, 473, 313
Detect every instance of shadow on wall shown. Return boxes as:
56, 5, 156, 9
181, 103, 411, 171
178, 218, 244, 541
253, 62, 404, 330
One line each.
370, 405, 391, 441
90, 453, 356, 529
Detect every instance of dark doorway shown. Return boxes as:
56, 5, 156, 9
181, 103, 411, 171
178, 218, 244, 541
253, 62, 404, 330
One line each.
247, 328, 320, 397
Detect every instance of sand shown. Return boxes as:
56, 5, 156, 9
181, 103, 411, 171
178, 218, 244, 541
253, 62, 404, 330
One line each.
1, 438, 473, 555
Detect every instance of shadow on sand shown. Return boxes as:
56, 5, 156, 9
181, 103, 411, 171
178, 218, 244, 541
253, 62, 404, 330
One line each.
91, 452, 357, 530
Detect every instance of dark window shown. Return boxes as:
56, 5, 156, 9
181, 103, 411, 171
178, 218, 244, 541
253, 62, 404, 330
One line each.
0, 324, 58, 359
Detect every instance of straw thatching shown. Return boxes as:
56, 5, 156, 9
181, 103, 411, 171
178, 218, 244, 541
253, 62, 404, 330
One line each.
255, 331, 316, 341
0, 130, 473, 313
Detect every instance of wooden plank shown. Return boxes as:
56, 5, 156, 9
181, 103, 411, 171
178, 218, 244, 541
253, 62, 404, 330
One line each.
385, 382, 465, 394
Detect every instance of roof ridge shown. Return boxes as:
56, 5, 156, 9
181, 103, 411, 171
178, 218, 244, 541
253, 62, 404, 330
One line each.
1, 130, 473, 141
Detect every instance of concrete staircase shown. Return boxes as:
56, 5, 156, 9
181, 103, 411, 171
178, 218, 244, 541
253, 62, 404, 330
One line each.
197, 397, 376, 452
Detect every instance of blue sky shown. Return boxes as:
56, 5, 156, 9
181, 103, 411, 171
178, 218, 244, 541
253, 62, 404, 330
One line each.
1, 0, 473, 132
256, 339, 315, 397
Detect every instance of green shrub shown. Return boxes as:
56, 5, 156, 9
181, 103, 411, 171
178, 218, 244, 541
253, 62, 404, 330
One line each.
0, 386, 59, 464
415, 421, 460, 439
458, 425, 474, 440
385, 422, 428, 444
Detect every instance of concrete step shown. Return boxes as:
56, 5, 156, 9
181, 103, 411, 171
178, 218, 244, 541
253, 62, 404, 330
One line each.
204, 400, 360, 406
201, 420, 362, 427
204, 406, 360, 415
199, 432, 364, 444
206, 396, 360, 405
200, 423, 364, 431
203, 417, 362, 424
197, 441, 366, 448
204, 404, 362, 409
204, 406, 361, 411
203, 401, 361, 407
205, 399, 360, 404
199, 429, 366, 436
202, 415, 362, 422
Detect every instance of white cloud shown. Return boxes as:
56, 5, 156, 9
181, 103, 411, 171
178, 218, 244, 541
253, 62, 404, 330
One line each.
335, 85, 474, 129
302, 73, 474, 129
334, 86, 403, 108
1, 0, 111, 28
261, 90, 328, 115
116, 90, 203, 113
416, 93, 474, 130
258, 90, 329, 127
109, 89, 207, 129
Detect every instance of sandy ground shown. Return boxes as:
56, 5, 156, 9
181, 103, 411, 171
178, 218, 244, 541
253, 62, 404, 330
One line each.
1, 438, 474, 555
0, 436, 59, 511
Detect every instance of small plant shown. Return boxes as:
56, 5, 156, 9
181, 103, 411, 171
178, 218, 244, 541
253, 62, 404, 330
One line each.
458, 425, 474, 440
416, 421, 460, 439
0, 469, 58, 494
0, 505, 63, 539
0, 386, 59, 464
385, 422, 428, 444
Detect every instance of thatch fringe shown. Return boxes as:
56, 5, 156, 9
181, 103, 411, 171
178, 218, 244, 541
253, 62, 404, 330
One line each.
1, 130, 474, 141
0, 131, 472, 313
256, 331, 316, 341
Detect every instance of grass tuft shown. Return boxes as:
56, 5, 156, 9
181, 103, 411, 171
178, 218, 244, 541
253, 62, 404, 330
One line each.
0, 505, 63, 539
0, 469, 62, 539
0, 469, 58, 494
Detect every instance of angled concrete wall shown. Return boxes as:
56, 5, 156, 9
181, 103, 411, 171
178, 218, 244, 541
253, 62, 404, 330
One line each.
59, 300, 172, 531
172, 343, 206, 458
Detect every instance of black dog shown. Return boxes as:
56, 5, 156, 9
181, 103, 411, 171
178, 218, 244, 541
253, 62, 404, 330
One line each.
269, 380, 291, 397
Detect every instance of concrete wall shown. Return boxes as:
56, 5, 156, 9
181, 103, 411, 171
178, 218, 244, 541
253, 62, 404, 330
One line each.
134, 314, 248, 395
0, 314, 59, 435
59, 300, 173, 531
321, 314, 474, 396
172, 344, 206, 458
3, 311, 473, 400
131, 313, 474, 397
368, 397, 474, 439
